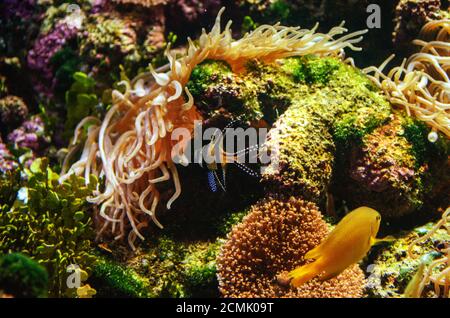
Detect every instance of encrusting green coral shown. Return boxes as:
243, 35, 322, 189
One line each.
0, 158, 97, 297
64, 72, 102, 139
0, 252, 49, 298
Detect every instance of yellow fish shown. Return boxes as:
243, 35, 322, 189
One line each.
288, 206, 392, 287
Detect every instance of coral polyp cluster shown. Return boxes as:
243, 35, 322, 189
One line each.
216, 196, 365, 298
364, 19, 450, 138
61, 8, 368, 248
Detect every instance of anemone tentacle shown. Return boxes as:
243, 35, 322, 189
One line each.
364, 19, 450, 138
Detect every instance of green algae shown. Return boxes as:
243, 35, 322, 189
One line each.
402, 117, 449, 168
284, 55, 341, 85
186, 55, 397, 209
333, 113, 449, 218
64, 72, 100, 138
0, 252, 49, 298
91, 236, 224, 298
187, 59, 233, 98
265, 57, 391, 203
90, 257, 150, 298
0, 158, 97, 297
88, 208, 251, 298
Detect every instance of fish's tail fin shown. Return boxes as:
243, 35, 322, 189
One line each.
288, 261, 320, 287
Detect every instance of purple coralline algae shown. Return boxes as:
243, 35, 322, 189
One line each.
27, 22, 79, 97
7, 115, 49, 153
0, 138, 17, 173
0, 96, 29, 133
91, 0, 110, 14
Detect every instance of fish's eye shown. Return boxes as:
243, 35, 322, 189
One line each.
376, 215, 381, 221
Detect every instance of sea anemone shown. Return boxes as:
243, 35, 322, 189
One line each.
216, 195, 365, 298
407, 207, 450, 297
364, 19, 450, 138
61, 8, 368, 249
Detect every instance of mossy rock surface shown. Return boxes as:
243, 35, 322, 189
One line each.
364, 222, 450, 298
89, 210, 249, 298
187, 55, 448, 217
0, 252, 49, 298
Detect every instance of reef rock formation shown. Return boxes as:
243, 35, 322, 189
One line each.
336, 116, 449, 218
393, 0, 449, 51
366, 216, 449, 298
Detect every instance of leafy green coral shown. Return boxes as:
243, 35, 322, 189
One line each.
64, 72, 102, 140
0, 170, 20, 211
185, 55, 393, 206
0, 252, 49, 298
51, 46, 81, 96
0, 158, 97, 297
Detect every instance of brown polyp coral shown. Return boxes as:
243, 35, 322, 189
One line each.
216, 195, 366, 298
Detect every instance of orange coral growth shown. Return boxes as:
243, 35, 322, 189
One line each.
216, 196, 366, 298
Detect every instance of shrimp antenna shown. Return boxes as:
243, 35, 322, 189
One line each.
213, 169, 227, 192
